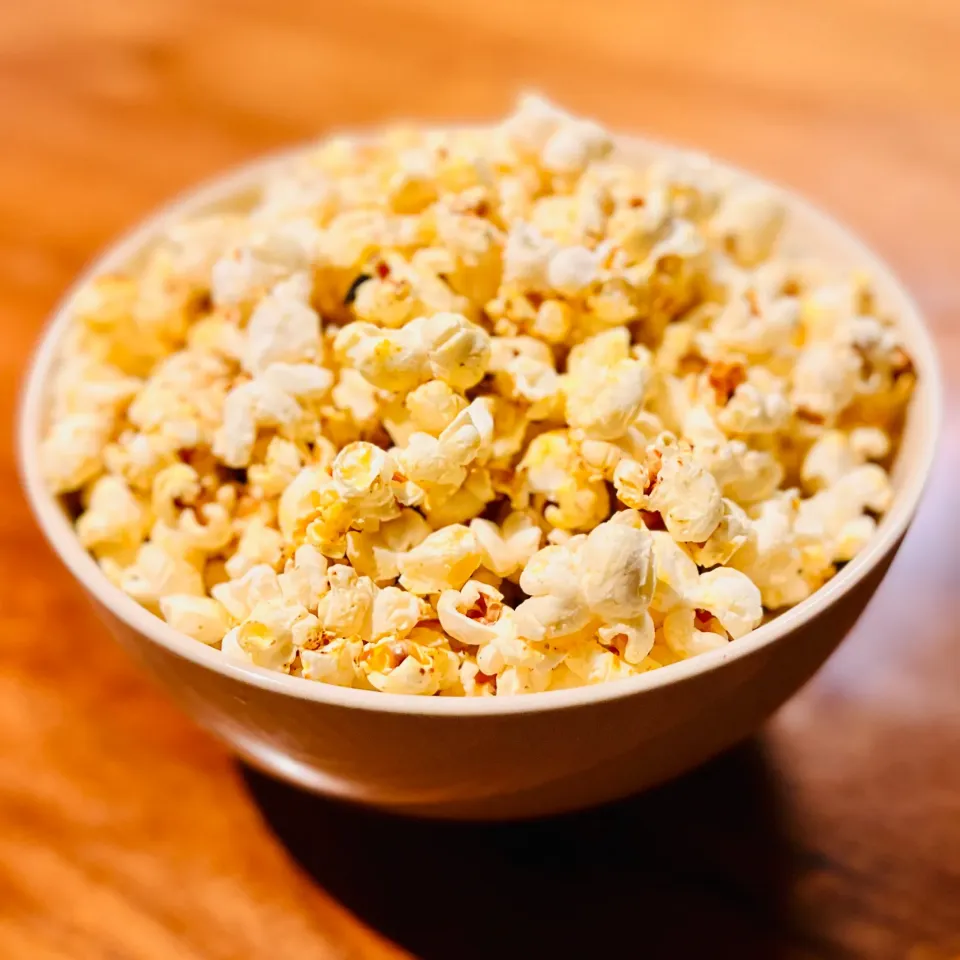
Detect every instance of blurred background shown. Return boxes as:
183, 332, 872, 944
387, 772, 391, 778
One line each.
1, 1, 958, 958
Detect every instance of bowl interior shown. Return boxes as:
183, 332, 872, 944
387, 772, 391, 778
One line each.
17, 130, 943, 716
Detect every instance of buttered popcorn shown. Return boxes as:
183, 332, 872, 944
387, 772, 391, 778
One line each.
43, 95, 916, 695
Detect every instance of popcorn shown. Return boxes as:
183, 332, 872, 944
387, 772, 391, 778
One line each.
332, 442, 402, 521
801, 428, 889, 492
715, 376, 792, 436
398, 525, 482, 595
704, 289, 800, 359
646, 152, 725, 221
151, 463, 200, 524
513, 519, 655, 644
248, 437, 304, 500
694, 568, 763, 640
159, 595, 233, 644
579, 522, 656, 621
530, 193, 607, 247
224, 516, 284, 579
396, 399, 494, 494
213, 378, 302, 468
421, 467, 495, 526
437, 580, 504, 646
420, 312, 492, 391
387, 150, 439, 213
470, 511, 542, 579
212, 564, 283, 621
120, 543, 205, 611
649, 531, 762, 655
542, 119, 613, 176
223, 597, 305, 672
598, 615, 656, 665
211, 221, 320, 308
729, 494, 830, 609
405, 380, 467, 435
503, 223, 556, 289
361, 635, 460, 695
334, 321, 428, 393
315, 564, 375, 638
278, 465, 331, 541
531, 299, 574, 343
103, 430, 180, 492
371, 586, 427, 640
646, 448, 723, 543
301, 637, 363, 686
277, 545, 330, 611
242, 277, 321, 375
75, 475, 150, 562
685, 498, 752, 568
351, 258, 428, 330
346, 508, 432, 582
46, 94, 914, 695
521, 430, 610, 531
429, 211, 504, 306
566, 645, 645, 684
459, 659, 498, 697
790, 343, 862, 421
41, 412, 115, 494
335, 312, 490, 393
565, 358, 650, 440
688, 430, 784, 505
795, 465, 893, 559
709, 183, 785, 267
152, 499, 233, 565
500, 92, 570, 158
488, 337, 562, 417
546, 245, 605, 297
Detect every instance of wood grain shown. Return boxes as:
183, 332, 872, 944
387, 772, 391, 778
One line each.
1, 1, 959, 957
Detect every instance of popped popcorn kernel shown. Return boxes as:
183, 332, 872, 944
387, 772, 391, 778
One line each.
470, 511, 542, 579
45, 93, 914, 694
76, 474, 150, 563
160, 594, 233, 645
437, 580, 505, 647
398, 524, 482, 595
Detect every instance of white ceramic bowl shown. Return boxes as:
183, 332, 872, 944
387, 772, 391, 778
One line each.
19, 133, 942, 820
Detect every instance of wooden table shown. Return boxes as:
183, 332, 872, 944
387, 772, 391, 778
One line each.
1, 1, 958, 956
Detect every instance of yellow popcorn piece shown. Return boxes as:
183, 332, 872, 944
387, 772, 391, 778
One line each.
41, 412, 116, 494
371, 586, 428, 641
224, 598, 305, 673
709, 183, 785, 267
120, 543, 205, 612
211, 564, 283, 622
404, 380, 468, 436
398, 525, 483, 595
315, 565, 375, 639
160, 594, 234, 645
301, 637, 364, 686
565, 357, 650, 440
75, 475, 150, 564
346, 508, 432, 583
277, 545, 330, 612
248, 437, 304, 501
420, 312, 492, 391
579, 523, 656, 621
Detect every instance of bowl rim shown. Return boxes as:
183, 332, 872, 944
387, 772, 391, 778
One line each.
17, 129, 944, 717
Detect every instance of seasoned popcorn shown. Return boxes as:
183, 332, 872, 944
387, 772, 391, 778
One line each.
44, 96, 916, 694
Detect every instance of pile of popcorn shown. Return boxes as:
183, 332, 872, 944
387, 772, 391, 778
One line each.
42, 95, 916, 696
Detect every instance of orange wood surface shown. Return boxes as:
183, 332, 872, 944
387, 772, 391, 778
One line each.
1, 1, 958, 957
